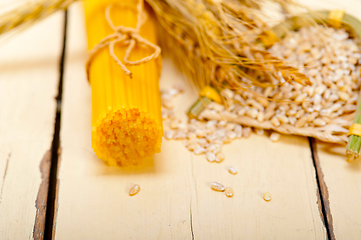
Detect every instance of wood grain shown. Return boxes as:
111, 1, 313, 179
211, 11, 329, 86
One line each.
33, 150, 52, 240
54, 3, 327, 239
0, 10, 63, 240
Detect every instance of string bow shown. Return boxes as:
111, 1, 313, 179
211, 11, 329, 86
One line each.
86, 1, 161, 80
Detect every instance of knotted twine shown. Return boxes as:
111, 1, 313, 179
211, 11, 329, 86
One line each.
86, 0, 161, 81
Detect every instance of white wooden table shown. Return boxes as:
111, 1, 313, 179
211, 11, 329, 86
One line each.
1, 0, 361, 239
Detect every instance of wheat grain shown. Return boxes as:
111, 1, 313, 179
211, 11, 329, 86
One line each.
129, 184, 141, 196
211, 182, 225, 192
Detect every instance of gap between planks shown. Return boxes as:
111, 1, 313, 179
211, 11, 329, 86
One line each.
309, 137, 336, 240
189, 155, 196, 240
40, 10, 68, 240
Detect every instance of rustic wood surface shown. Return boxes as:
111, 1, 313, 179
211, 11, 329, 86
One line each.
2, 0, 361, 239
53, 3, 327, 239
0, 9, 63, 240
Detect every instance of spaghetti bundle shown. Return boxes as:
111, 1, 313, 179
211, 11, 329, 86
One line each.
84, 0, 163, 166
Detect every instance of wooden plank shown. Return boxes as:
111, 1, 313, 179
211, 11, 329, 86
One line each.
54, 4, 192, 239
314, 141, 361, 239
54, 2, 326, 239
189, 136, 326, 240
298, 0, 361, 239
0, 9, 64, 240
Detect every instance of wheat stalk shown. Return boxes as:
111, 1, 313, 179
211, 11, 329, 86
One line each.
0, 0, 77, 37
147, 0, 313, 94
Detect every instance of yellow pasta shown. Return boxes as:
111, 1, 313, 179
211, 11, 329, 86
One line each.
84, 0, 163, 166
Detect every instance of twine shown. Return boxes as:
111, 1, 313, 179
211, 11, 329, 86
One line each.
348, 123, 361, 137
86, 0, 161, 81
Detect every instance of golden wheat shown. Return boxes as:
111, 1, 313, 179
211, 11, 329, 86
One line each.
0, 0, 76, 37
